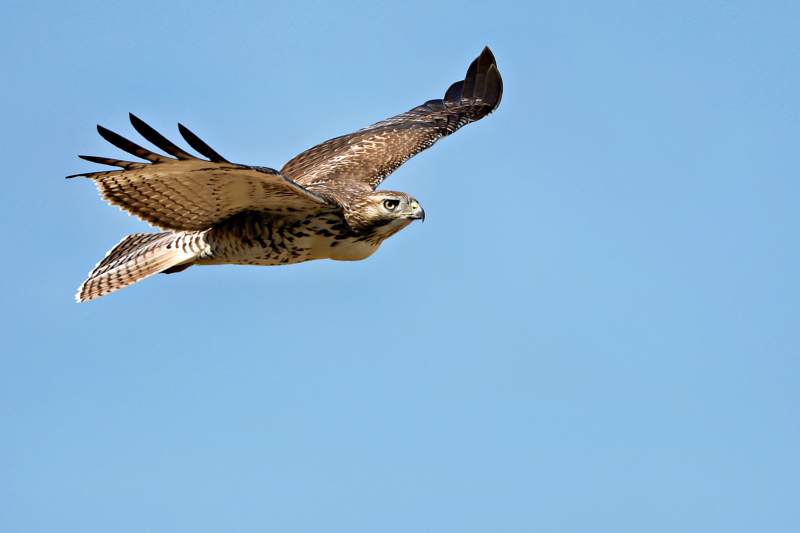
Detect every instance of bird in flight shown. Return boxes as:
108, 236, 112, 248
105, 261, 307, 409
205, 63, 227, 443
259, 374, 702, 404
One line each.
69, 47, 503, 302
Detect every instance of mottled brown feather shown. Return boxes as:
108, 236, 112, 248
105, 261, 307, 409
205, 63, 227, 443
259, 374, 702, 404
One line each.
281, 46, 502, 190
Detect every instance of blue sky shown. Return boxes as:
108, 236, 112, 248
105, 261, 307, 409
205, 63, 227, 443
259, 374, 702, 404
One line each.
1, 1, 798, 531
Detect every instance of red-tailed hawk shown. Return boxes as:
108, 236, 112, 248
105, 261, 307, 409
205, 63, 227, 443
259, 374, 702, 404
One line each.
69, 47, 503, 302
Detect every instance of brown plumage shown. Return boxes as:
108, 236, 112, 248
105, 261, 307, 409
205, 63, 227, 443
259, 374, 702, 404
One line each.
69, 47, 503, 302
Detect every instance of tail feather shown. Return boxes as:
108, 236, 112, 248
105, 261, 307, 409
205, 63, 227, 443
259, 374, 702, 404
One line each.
77, 232, 199, 302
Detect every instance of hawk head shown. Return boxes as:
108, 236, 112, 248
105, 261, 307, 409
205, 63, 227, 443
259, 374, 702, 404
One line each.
342, 191, 425, 238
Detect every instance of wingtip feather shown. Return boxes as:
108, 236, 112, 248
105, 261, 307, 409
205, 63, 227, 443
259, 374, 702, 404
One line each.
96, 124, 169, 163
177, 123, 231, 164
129, 114, 197, 161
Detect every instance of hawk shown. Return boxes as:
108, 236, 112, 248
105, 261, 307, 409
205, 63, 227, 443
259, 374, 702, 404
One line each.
69, 47, 503, 302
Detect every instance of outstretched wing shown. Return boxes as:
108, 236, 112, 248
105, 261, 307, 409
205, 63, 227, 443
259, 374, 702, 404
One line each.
281, 46, 503, 191
68, 114, 330, 232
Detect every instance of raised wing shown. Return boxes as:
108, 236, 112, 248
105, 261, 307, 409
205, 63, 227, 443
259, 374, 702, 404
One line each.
281, 46, 503, 191
68, 114, 330, 231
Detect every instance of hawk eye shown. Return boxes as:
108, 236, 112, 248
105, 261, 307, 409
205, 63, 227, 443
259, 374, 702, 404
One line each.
383, 199, 400, 211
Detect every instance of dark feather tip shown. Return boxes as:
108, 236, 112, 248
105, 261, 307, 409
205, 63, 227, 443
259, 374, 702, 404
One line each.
178, 123, 230, 164
129, 113, 196, 161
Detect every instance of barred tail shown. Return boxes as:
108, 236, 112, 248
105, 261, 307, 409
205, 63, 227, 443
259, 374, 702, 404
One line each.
76, 232, 199, 302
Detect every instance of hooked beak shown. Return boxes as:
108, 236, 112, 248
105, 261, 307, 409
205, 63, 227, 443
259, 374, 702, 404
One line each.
409, 201, 425, 222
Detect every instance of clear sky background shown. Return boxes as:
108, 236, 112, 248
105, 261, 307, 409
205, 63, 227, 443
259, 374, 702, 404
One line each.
1, 1, 798, 531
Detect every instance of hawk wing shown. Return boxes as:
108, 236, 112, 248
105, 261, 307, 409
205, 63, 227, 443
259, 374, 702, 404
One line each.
281, 46, 503, 190
68, 114, 330, 232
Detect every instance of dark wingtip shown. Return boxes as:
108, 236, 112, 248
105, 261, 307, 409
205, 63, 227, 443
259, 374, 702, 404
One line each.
484, 64, 502, 109
444, 47, 502, 109
443, 80, 464, 106
177, 123, 230, 164
470, 46, 502, 112
78, 155, 104, 164
128, 113, 196, 160
95, 123, 167, 163
95, 124, 126, 149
